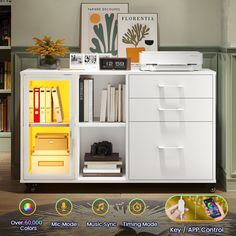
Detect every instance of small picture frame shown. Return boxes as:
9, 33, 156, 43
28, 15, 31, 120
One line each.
70, 53, 100, 70
70, 53, 83, 69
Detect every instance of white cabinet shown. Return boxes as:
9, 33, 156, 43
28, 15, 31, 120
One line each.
20, 69, 216, 183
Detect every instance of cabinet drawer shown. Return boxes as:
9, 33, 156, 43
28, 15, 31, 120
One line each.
129, 75, 213, 98
129, 122, 213, 180
129, 98, 213, 121
31, 155, 70, 175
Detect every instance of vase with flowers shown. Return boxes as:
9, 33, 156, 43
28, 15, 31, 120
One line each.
26, 36, 69, 69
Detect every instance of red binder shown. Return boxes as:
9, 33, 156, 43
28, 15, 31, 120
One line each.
34, 88, 40, 122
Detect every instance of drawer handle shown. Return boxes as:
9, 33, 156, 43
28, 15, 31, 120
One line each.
158, 146, 184, 150
158, 108, 184, 111
158, 84, 184, 88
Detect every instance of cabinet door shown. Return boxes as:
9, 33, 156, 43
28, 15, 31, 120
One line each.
129, 122, 213, 181
21, 73, 76, 181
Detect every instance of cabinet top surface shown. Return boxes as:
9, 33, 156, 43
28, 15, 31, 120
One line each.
21, 68, 216, 75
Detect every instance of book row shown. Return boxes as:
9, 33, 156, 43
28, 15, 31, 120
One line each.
29, 80, 126, 124
79, 78, 126, 122
0, 61, 11, 89
29, 87, 63, 123
0, 96, 10, 132
100, 83, 126, 122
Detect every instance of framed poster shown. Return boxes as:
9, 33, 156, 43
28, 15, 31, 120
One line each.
117, 13, 158, 63
80, 3, 129, 56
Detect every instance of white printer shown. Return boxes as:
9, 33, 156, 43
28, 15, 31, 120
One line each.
139, 51, 203, 71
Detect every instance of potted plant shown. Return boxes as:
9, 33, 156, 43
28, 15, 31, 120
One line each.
26, 36, 69, 69
122, 23, 150, 63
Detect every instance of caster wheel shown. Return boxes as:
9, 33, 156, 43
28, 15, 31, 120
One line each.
209, 185, 216, 193
25, 183, 39, 193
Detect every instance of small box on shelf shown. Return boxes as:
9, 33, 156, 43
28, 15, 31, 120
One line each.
31, 132, 70, 175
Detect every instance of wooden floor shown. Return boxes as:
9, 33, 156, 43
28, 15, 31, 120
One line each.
1, 152, 236, 216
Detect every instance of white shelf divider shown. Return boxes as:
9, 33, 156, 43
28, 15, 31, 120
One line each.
0, 46, 11, 50
29, 123, 70, 127
77, 175, 127, 182
79, 122, 126, 128
0, 132, 11, 138
0, 89, 11, 94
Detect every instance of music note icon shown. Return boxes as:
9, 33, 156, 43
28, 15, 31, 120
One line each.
96, 202, 105, 211
92, 198, 109, 216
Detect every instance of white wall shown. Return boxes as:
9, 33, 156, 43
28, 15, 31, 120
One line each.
221, 0, 229, 46
227, 0, 236, 46
12, 0, 222, 47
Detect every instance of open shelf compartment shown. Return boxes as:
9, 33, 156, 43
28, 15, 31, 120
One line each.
78, 127, 126, 180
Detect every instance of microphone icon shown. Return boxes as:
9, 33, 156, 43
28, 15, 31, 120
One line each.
61, 201, 67, 212
55, 198, 73, 216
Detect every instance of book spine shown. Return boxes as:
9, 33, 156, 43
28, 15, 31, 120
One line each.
33, 88, 40, 123
4, 62, 7, 89
7, 62, 11, 90
115, 89, 118, 122
51, 87, 63, 123
88, 79, 93, 122
0, 62, 4, 89
110, 87, 115, 122
79, 79, 84, 122
7, 96, 11, 131
83, 168, 121, 174
118, 84, 122, 122
28, 88, 34, 123
2, 98, 7, 132
100, 89, 107, 122
107, 84, 111, 122
85, 164, 119, 169
45, 88, 52, 123
84, 79, 89, 122
122, 84, 126, 122
40, 88, 46, 123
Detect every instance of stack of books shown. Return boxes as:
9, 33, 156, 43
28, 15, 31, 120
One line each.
100, 83, 126, 122
0, 61, 11, 90
79, 78, 94, 122
28, 87, 63, 123
83, 153, 122, 177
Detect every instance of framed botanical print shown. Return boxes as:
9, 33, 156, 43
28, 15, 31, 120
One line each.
80, 3, 129, 56
117, 13, 158, 63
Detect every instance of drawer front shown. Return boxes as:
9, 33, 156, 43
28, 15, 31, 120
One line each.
31, 155, 70, 175
35, 134, 68, 151
129, 74, 213, 98
129, 122, 213, 180
129, 99, 213, 121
